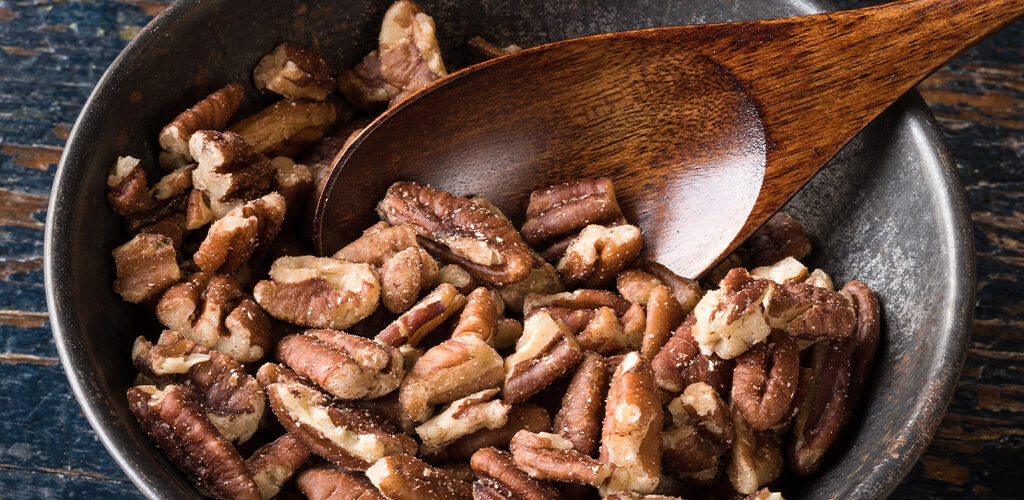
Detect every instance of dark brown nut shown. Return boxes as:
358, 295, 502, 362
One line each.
269, 156, 313, 218
376, 283, 466, 347
504, 312, 584, 404
691, 268, 773, 360
744, 488, 785, 500
367, 454, 473, 500
258, 363, 417, 470
637, 260, 704, 315
439, 404, 551, 461
509, 430, 612, 486
787, 338, 854, 476
245, 433, 311, 499
132, 331, 265, 443
254, 256, 381, 330
186, 189, 214, 229
337, 50, 398, 110
557, 224, 643, 288
521, 178, 626, 250
296, 466, 386, 500
523, 289, 632, 317
441, 462, 477, 483
743, 213, 811, 268
652, 315, 734, 396
127, 385, 261, 500
804, 268, 834, 290
194, 192, 286, 274
377, 182, 535, 286
113, 233, 181, 303
415, 388, 511, 454
494, 317, 524, 351
377, 0, 448, 105
159, 149, 191, 172
400, 334, 505, 423
159, 84, 245, 160
335, 223, 441, 314
467, 36, 523, 59
600, 352, 663, 495
661, 382, 734, 485
731, 331, 799, 431
451, 287, 499, 344
470, 447, 562, 500
189, 130, 274, 214
140, 214, 186, 252
228, 99, 337, 156
841, 280, 880, 424
641, 285, 685, 361
107, 156, 154, 215
253, 42, 335, 101
553, 352, 607, 456
764, 281, 855, 340
726, 406, 783, 495
750, 257, 808, 284
278, 329, 404, 400
499, 262, 565, 313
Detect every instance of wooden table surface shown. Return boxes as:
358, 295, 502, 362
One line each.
0, 0, 1019, 498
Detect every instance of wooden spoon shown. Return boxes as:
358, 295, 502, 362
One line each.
314, 0, 1021, 278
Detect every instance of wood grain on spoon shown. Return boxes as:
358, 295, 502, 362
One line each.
314, 0, 1022, 278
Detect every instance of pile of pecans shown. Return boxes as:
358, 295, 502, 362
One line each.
109, 2, 880, 499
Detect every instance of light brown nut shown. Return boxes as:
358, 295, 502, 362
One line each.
553, 352, 608, 457
743, 213, 811, 268
437, 404, 551, 462
661, 382, 734, 485
731, 331, 799, 431
296, 466, 386, 500
377, 0, 448, 105
186, 189, 214, 229
841, 280, 880, 424
366, 454, 473, 500
638, 260, 704, 315
750, 256, 808, 284
107, 156, 154, 215
764, 281, 856, 340
804, 268, 834, 290
438, 263, 477, 293
228, 99, 337, 156
504, 312, 584, 404
189, 130, 274, 212
377, 182, 535, 286
744, 488, 786, 500
132, 331, 265, 443
399, 334, 505, 423
494, 317, 524, 351
600, 352, 663, 495
726, 406, 783, 495
541, 305, 633, 356
499, 262, 565, 313
194, 192, 286, 274
127, 385, 261, 500
616, 269, 663, 307
112, 233, 181, 303
470, 447, 562, 500
651, 315, 734, 396
277, 329, 403, 400
522, 289, 632, 317
691, 268, 773, 360
376, 283, 466, 347
245, 433, 311, 499
521, 178, 626, 251
641, 286, 685, 361
159, 84, 245, 160
353, 391, 418, 435
254, 255, 380, 330
337, 50, 399, 110
335, 223, 440, 313
257, 363, 417, 470
451, 287, 499, 344
509, 430, 612, 486
415, 388, 511, 454
556, 224, 643, 289
467, 36, 523, 60
253, 42, 335, 101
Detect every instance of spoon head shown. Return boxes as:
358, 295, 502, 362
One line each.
314, 31, 766, 278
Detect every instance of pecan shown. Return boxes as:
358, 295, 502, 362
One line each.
764, 281, 855, 340
415, 388, 511, 455
471, 447, 562, 500
499, 262, 565, 313
637, 261, 703, 315
451, 287, 499, 344
189, 130, 273, 215
269, 156, 313, 222
841, 280, 880, 423
557, 224, 643, 288
376, 283, 466, 346
726, 406, 783, 495
139, 215, 186, 253
245, 433, 311, 499
112, 233, 181, 303
661, 382, 734, 485
254, 256, 381, 330
186, 189, 214, 229
743, 213, 811, 268
296, 466, 386, 500
553, 352, 607, 456
437, 263, 478, 293
377, 0, 448, 105
521, 178, 626, 253
523, 289, 631, 317
494, 317, 524, 350
504, 311, 584, 404
337, 50, 398, 110
354, 391, 418, 435
616, 269, 662, 306
257, 363, 417, 470
228, 99, 337, 156
744, 488, 785, 500
127, 385, 261, 500
651, 315, 734, 396
438, 404, 551, 461
151, 163, 195, 200
509, 430, 612, 486
159, 84, 245, 160
600, 352, 663, 495
731, 331, 799, 431
604, 493, 684, 500
641, 285, 685, 360
157, 272, 271, 362
107, 156, 154, 215
377, 182, 535, 286
277, 329, 404, 400
804, 268, 834, 290
334, 223, 440, 313
691, 268, 772, 360
253, 42, 335, 101
366, 454, 473, 500
442, 462, 477, 483
399, 334, 505, 423
467, 36, 523, 60
750, 256, 808, 284
194, 192, 286, 274
540, 306, 632, 355
132, 331, 265, 443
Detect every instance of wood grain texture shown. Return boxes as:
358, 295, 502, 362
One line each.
0, 0, 1020, 498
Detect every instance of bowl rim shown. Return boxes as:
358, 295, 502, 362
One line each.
44, 0, 976, 498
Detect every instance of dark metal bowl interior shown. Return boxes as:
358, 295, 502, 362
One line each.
44, 0, 975, 498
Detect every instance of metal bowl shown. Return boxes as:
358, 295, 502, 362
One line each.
44, 0, 975, 498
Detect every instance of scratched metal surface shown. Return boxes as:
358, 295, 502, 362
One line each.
1, 0, 1021, 498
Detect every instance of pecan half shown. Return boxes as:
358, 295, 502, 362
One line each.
450, 287, 499, 344
750, 256, 808, 284
504, 311, 584, 404
764, 281, 855, 340
228, 99, 337, 156
726, 406, 783, 495
600, 352, 663, 495
691, 268, 772, 360
254, 42, 335, 101
438, 404, 551, 462
377, 0, 448, 105
637, 261, 704, 315
366, 454, 473, 500
127, 385, 261, 500
540, 305, 633, 355
159, 84, 245, 160
510, 430, 612, 486
194, 192, 285, 274
553, 352, 608, 456
557, 224, 643, 288
296, 466, 386, 500
841, 280, 880, 423
399, 334, 505, 423
521, 178, 626, 254
245, 433, 311, 499
113, 233, 181, 303
334, 223, 440, 314
499, 262, 565, 313
471, 447, 562, 500
377, 182, 535, 286
277, 329, 404, 400
731, 331, 799, 431
254, 256, 381, 330
641, 285, 685, 360
787, 339, 852, 477
661, 382, 734, 485
651, 315, 734, 396
467, 36, 523, 60
415, 388, 511, 455
616, 269, 662, 307
743, 213, 811, 268
376, 283, 466, 347
523, 289, 632, 317
337, 50, 398, 110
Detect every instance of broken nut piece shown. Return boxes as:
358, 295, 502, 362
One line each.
661, 382, 734, 485
451, 287, 499, 344
366, 454, 473, 500
245, 433, 311, 499
743, 213, 811, 268
253, 42, 335, 101
521, 178, 627, 253
377, 0, 448, 105
504, 312, 584, 404
510, 430, 612, 486
600, 352, 663, 495
553, 351, 608, 457
557, 224, 643, 288
113, 233, 181, 304
228, 99, 337, 156
189, 130, 274, 214
399, 334, 505, 423
726, 405, 784, 495
254, 256, 381, 330
296, 466, 385, 500
415, 388, 511, 455
470, 447, 562, 500
375, 283, 466, 347
277, 329, 404, 400
438, 404, 552, 462
691, 268, 772, 360
337, 50, 399, 110
194, 192, 286, 274
107, 156, 154, 215
651, 315, 734, 396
